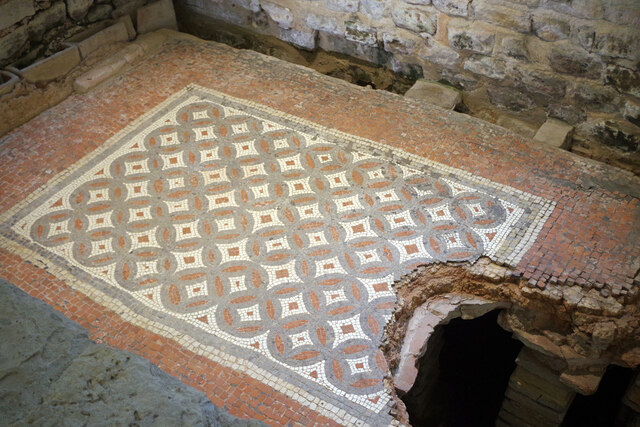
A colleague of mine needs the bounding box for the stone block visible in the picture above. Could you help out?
[592,25,640,61]
[404,79,462,109]
[511,365,575,403]
[515,348,566,382]
[514,67,567,100]
[532,9,570,41]
[67,0,93,21]
[0,25,29,65]
[325,0,359,12]
[17,45,81,83]
[382,30,419,55]
[137,0,178,34]
[592,120,640,152]
[420,44,460,67]
[306,13,342,35]
[361,0,387,19]
[497,34,529,60]
[27,1,67,42]
[432,0,469,17]
[116,14,137,40]
[549,42,601,80]
[502,392,562,427]
[487,85,534,111]
[604,64,640,97]
[533,118,574,149]
[278,27,316,50]
[345,20,378,46]
[547,103,586,125]
[463,56,505,79]
[87,4,113,23]
[569,81,618,113]
[448,20,495,54]
[623,99,640,127]
[261,2,293,29]
[504,387,573,420]
[602,0,640,26]
[559,371,603,395]
[75,22,129,58]
[0,71,19,97]
[0,0,35,31]
[473,0,532,33]
[391,4,438,35]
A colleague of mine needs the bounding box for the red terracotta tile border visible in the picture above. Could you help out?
[0,33,638,426]
[0,247,340,426]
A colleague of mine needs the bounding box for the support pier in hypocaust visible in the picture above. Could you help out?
[382,259,640,426]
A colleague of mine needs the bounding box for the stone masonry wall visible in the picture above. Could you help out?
[0,0,151,68]
[175,0,640,174]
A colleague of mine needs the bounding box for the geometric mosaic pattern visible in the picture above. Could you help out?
[3,85,554,425]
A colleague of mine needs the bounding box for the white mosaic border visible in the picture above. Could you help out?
[0,87,395,427]
[0,84,556,426]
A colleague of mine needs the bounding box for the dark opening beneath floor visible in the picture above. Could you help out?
[562,365,636,427]
[402,310,523,427]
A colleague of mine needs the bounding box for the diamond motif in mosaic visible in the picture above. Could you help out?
[3,85,554,425]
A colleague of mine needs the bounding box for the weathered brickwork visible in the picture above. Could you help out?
[0,32,638,425]
[174,0,640,173]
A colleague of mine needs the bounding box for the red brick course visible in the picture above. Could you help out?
[0,34,638,424]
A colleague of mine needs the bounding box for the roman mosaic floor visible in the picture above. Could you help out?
[1,85,552,424]
[0,33,638,426]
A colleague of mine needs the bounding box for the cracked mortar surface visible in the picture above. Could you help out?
[0,30,638,425]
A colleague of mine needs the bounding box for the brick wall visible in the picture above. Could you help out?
[175,0,640,172]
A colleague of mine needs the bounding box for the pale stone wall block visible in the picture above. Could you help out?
[261,2,294,29]
[360,0,387,20]
[306,13,343,35]
[432,0,469,17]
[345,20,378,45]
[448,20,495,54]
[87,4,114,23]
[497,34,529,60]
[533,118,574,149]
[473,0,532,33]
[463,55,505,79]
[405,79,462,109]
[391,4,438,35]
[67,0,93,21]
[532,9,571,42]
[325,0,359,13]
[549,42,602,79]
[278,27,316,49]
[382,30,419,55]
